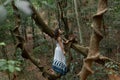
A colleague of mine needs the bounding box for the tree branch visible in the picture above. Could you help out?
[78,0,108,80]
[11,1,120,80]
[12,0,43,71]
[30,1,120,80]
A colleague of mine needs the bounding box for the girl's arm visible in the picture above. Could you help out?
[57,37,65,55]
[64,40,70,44]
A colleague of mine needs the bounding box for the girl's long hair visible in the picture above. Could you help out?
[54,28,60,40]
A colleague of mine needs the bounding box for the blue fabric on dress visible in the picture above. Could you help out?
[52,60,67,75]
[52,42,67,75]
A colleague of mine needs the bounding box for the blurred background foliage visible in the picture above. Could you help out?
[0,0,120,80]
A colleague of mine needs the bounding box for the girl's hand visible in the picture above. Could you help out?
[66,40,69,43]
[64,40,69,44]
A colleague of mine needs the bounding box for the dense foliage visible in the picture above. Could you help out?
[0,0,120,80]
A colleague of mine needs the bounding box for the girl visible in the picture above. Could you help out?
[52,28,67,75]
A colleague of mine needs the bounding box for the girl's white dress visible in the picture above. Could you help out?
[52,42,67,75]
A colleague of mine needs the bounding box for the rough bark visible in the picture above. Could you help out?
[31,0,120,67]
[31,1,120,79]
[11,0,120,80]
[78,0,108,80]
[108,74,120,80]
[31,6,54,38]
[57,0,69,38]
[11,1,43,71]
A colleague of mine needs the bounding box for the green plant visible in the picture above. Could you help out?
[0,42,6,46]
[0,59,21,73]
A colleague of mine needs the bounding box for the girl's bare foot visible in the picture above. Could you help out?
[48,69,56,75]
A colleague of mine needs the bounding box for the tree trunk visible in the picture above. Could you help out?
[12,0,42,71]
[31,0,120,70]
[11,0,120,80]
[74,0,83,44]
[78,0,108,80]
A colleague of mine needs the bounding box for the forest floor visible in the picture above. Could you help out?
[0,54,50,80]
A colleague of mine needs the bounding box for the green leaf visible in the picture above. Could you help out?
[0,42,6,46]
[15,67,21,71]
[0,59,7,67]
[7,60,15,65]
[8,65,15,73]
[108,71,113,75]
